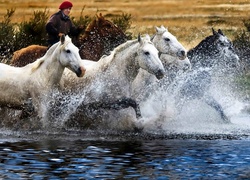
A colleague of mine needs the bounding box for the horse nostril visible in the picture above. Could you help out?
[181,50,186,57]
[156,69,165,79]
[77,66,85,77]
[177,50,187,60]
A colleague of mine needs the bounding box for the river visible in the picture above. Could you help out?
[0,102,250,179]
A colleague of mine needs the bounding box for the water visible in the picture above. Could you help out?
[1,73,250,179]
[1,78,250,179]
[1,99,250,179]
[0,133,250,179]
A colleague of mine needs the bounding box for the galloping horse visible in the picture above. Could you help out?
[56,34,165,131]
[10,13,127,67]
[188,28,239,71]
[132,25,189,102]
[0,35,85,120]
[172,28,240,123]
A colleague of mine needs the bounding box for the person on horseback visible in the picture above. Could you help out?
[45,1,84,47]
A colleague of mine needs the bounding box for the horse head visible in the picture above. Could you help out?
[78,13,127,61]
[212,28,240,69]
[58,35,86,77]
[188,28,239,70]
[96,13,127,54]
[137,34,165,80]
[152,25,187,60]
[96,13,127,42]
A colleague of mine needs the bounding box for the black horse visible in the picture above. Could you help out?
[173,28,239,123]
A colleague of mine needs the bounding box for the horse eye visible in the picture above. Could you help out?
[220,42,225,46]
[66,49,71,53]
[165,38,170,42]
[144,51,150,56]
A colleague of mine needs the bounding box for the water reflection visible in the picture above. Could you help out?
[1,138,250,179]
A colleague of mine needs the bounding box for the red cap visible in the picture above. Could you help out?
[59,1,73,10]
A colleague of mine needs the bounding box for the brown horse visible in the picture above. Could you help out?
[11,45,47,67]
[11,13,127,67]
[76,13,127,60]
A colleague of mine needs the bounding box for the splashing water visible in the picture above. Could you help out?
[0,52,250,139]
[138,58,250,136]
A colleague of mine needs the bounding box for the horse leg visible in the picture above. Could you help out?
[84,97,142,118]
[105,97,142,119]
[20,98,35,119]
[77,97,143,132]
[204,95,230,123]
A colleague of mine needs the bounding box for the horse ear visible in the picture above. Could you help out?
[218,29,224,36]
[60,34,65,44]
[212,28,217,35]
[160,25,167,31]
[155,26,160,33]
[138,33,141,43]
[95,14,100,26]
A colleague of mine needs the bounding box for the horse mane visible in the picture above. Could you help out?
[95,39,138,72]
[84,17,97,33]
[30,42,59,72]
[30,57,46,73]
[188,33,218,58]
[112,39,138,58]
[111,35,153,58]
[83,13,121,38]
[195,34,217,50]
[82,13,104,37]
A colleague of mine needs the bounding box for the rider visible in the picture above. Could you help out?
[45,1,84,47]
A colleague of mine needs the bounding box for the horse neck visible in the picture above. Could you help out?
[188,35,220,66]
[78,31,104,58]
[151,33,162,50]
[111,40,140,82]
[40,46,65,87]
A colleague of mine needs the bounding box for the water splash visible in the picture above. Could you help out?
[138,64,250,136]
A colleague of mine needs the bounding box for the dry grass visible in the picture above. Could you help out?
[1,0,250,49]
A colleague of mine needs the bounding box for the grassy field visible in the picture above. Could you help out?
[1,0,250,48]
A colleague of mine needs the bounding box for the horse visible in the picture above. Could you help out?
[171,28,240,123]
[151,25,186,59]
[51,34,165,131]
[76,13,127,61]
[132,25,189,102]
[0,35,85,123]
[188,28,239,71]
[10,13,127,67]
[11,45,48,67]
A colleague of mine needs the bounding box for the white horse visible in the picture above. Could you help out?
[152,25,186,60]
[0,35,85,120]
[56,34,165,131]
[132,25,190,102]
[129,26,192,130]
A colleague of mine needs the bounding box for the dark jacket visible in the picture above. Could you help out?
[46,11,81,46]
